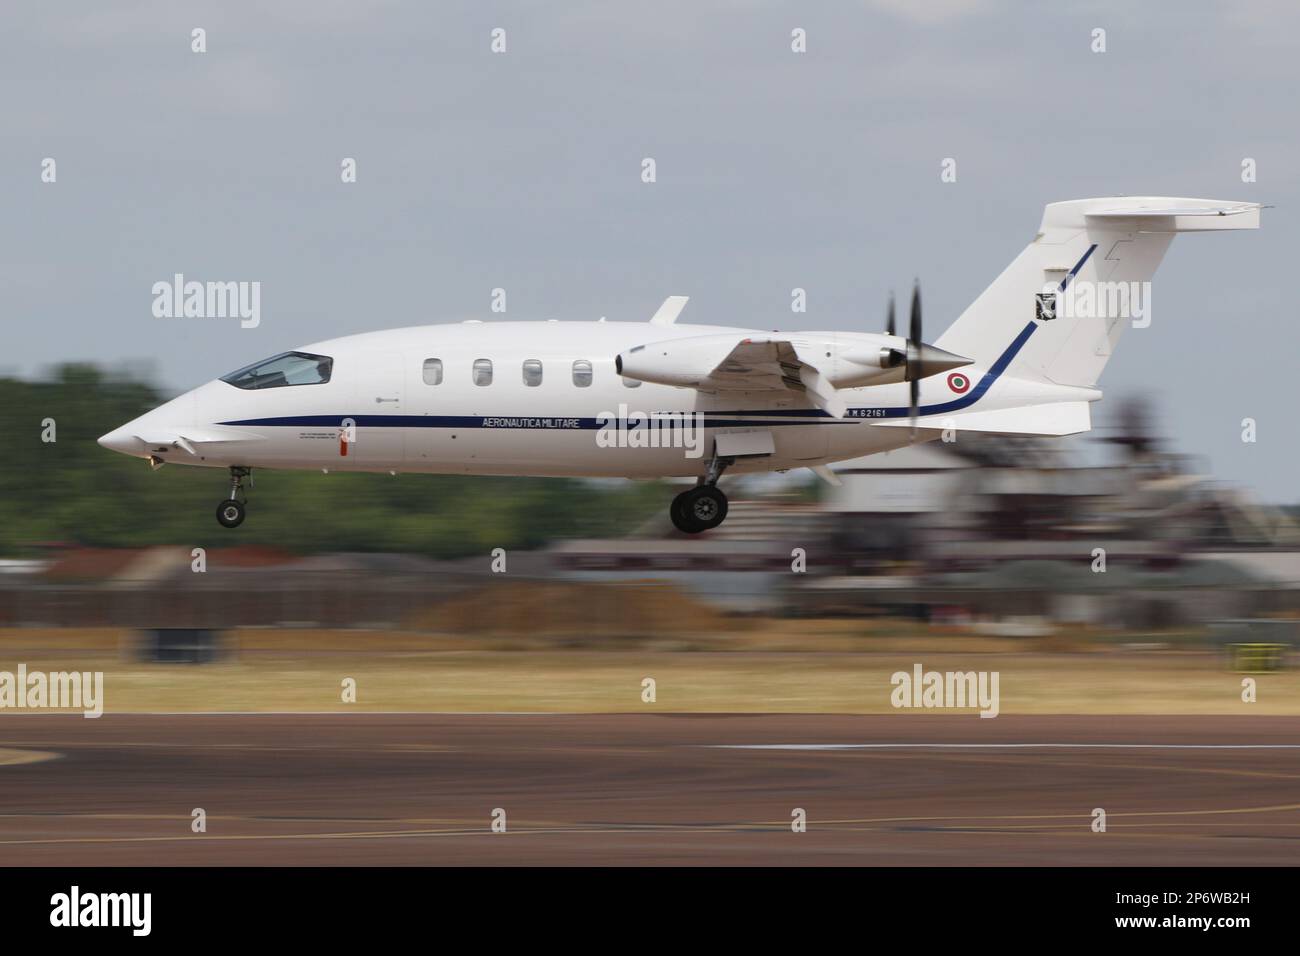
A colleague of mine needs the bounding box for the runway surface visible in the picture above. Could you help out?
[1,714,1299,865]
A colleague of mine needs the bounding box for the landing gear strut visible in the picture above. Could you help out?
[669,453,732,534]
[216,466,251,528]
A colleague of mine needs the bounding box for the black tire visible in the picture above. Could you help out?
[216,499,246,528]
[675,486,728,533]
[669,490,696,533]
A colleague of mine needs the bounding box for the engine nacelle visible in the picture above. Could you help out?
[615,334,746,387]
[614,331,968,391]
[826,336,910,388]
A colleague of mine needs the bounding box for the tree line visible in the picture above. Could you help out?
[4,364,663,557]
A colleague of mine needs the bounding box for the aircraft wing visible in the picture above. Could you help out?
[704,338,846,418]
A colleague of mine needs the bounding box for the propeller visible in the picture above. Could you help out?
[880,283,973,439]
[907,281,922,436]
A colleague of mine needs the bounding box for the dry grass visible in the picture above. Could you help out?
[0,626,1291,715]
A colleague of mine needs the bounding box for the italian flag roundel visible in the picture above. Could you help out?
[947,372,971,394]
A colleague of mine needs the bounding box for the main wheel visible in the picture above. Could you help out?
[669,490,695,533]
[216,499,246,528]
[672,486,728,534]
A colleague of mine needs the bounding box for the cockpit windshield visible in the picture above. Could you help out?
[221,351,333,390]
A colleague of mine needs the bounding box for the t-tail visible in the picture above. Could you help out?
[927,196,1261,436]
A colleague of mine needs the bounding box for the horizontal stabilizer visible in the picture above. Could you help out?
[1078,197,1262,232]
[1087,204,1258,218]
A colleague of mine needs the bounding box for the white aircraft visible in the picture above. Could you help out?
[99,196,1261,533]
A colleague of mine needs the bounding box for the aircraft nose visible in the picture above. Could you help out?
[97,426,141,456]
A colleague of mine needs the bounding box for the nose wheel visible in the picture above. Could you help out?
[216,499,246,528]
[216,467,251,528]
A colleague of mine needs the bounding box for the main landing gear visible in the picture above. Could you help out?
[669,454,731,535]
[216,466,251,528]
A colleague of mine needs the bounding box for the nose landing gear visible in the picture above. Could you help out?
[216,467,251,528]
[669,453,731,534]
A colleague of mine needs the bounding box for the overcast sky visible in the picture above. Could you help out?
[4,1,1297,499]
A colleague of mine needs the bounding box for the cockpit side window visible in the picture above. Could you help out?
[221,351,333,390]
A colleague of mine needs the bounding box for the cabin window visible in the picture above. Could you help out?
[622,376,641,388]
[472,358,493,386]
[572,359,593,388]
[522,359,543,387]
[221,351,332,390]
[422,358,443,386]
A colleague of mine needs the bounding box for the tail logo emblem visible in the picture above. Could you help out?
[1035,292,1058,321]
